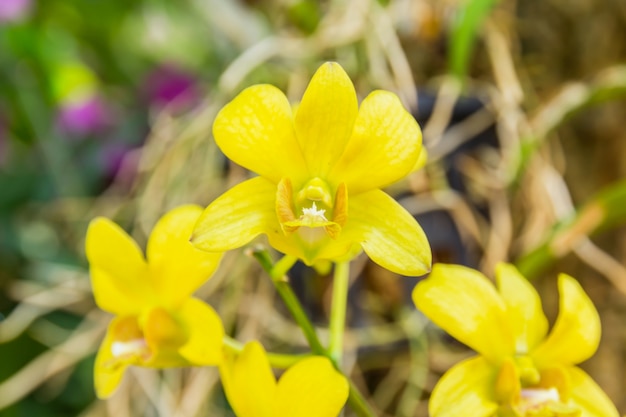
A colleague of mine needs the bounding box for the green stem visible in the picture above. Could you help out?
[271,254,298,281]
[250,248,376,417]
[250,248,325,353]
[348,381,377,417]
[516,178,626,278]
[329,261,350,365]
[513,65,626,184]
[222,335,308,368]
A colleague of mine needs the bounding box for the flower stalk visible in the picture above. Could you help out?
[329,261,350,365]
[250,247,377,417]
[222,335,309,368]
[250,247,325,353]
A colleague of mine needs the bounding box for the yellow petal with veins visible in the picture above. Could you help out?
[329,90,422,194]
[565,366,619,417]
[413,264,515,362]
[221,341,276,417]
[429,356,498,417]
[147,205,222,308]
[295,62,358,177]
[177,297,224,365]
[532,274,601,368]
[86,218,152,315]
[274,356,349,417]
[496,263,549,354]
[345,190,431,276]
[192,177,277,252]
[213,84,307,184]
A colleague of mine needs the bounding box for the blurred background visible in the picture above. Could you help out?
[1,0,626,415]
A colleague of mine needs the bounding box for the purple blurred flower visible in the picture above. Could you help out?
[143,64,200,112]
[57,95,111,138]
[0,0,32,23]
[101,142,129,177]
[100,141,139,187]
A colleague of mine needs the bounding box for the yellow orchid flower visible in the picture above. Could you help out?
[412,263,619,417]
[85,205,224,398]
[191,62,431,276]
[220,341,349,417]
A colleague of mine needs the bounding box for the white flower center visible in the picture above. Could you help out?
[515,337,528,356]
[301,202,328,223]
[519,387,560,410]
[111,339,148,358]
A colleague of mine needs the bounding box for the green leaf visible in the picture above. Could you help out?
[449,0,499,80]
[517,179,626,278]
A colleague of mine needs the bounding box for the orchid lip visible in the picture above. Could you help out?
[111,339,149,358]
[521,387,560,403]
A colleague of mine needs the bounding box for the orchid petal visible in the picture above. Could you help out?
[221,341,276,417]
[329,90,422,194]
[429,356,499,417]
[213,85,306,183]
[177,298,224,365]
[532,274,601,368]
[412,146,428,172]
[496,263,549,354]
[86,218,152,315]
[191,177,277,252]
[413,264,515,362]
[94,317,131,399]
[147,205,222,307]
[274,356,349,417]
[344,190,431,276]
[265,224,356,266]
[565,366,619,417]
[295,62,358,177]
